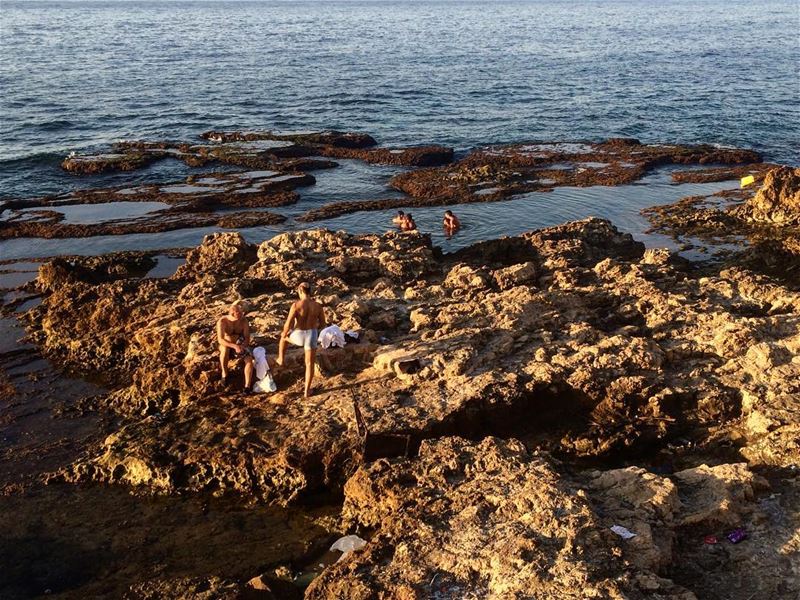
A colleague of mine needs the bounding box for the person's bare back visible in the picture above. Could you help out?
[276,282,326,398]
[292,298,324,330]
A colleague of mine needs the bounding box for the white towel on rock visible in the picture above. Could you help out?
[252,346,277,393]
[319,325,346,349]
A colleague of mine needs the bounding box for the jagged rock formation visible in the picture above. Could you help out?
[16,216,800,597]
[646,166,800,235]
[306,436,792,600]
[22,218,798,503]
[644,166,800,284]
[734,166,800,226]
[310,436,695,599]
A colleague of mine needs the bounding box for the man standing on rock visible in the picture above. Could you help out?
[276,282,326,398]
[216,300,254,390]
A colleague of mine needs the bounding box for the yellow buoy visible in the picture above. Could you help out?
[740,175,755,188]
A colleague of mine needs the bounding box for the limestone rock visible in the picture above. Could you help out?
[307,437,695,600]
[174,232,256,281]
[738,166,800,225]
[24,219,800,507]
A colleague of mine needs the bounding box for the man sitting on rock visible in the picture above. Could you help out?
[276,282,326,398]
[216,300,254,389]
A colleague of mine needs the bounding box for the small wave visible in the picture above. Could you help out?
[32,119,76,132]
[0,150,67,168]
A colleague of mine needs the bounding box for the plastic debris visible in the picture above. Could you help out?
[704,535,718,545]
[726,527,747,544]
[610,525,637,540]
[330,534,367,561]
[740,174,755,187]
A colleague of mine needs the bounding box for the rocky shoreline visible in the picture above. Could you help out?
[2,132,770,244]
[1,139,798,598]
[643,166,800,282]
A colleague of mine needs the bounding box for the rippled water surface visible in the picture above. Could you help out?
[1,0,798,257]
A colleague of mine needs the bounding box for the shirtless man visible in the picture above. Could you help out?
[216,300,255,389]
[392,210,405,226]
[443,210,461,231]
[276,282,326,398]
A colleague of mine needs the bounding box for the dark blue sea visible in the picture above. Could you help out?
[1,0,798,259]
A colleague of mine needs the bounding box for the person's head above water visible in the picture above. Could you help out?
[297,281,313,297]
[445,210,453,217]
[397,210,405,216]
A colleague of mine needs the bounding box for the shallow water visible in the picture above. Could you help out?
[18,200,171,224]
[0,163,738,260]
[306,168,740,254]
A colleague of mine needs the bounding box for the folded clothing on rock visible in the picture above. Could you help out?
[319,325,346,349]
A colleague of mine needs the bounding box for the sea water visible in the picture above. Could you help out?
[1,0,798,257]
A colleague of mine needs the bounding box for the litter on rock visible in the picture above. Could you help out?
[330,534,367,560]
[610,525,637,540]
[703,535,719,545]
[726,527,747,544]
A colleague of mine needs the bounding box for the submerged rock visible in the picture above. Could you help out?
[0,169,308,239]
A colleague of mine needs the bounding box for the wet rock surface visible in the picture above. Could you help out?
[63,137,330,174]
[61,129,453,176]
[61,151,159,174]
[390,139,760,202]
[643,166,800,285]
[200,129,378,149]
[0,168,311,239]
[669,163,778,184]
[315,144,453,167]
[297,139,761,221]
